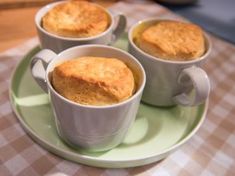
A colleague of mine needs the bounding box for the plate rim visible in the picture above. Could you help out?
[9,46,208,168]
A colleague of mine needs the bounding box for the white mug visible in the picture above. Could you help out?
[30,45,146,151]
[128,19,211,107]
[35,1,127,53]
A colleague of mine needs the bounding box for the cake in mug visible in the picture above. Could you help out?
[52,57,135,106]
[42,1,110,38]
[134,20,205,61]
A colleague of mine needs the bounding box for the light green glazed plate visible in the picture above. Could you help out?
[9,35,208,168]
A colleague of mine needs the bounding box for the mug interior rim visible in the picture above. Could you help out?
[45,45,146,109]
[128,18,212,65]
[35,1,115,41]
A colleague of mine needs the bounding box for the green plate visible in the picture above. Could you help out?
[9,36,208,168]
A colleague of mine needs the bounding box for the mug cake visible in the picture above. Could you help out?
[52,57,135,106]
[133,20,206,61]
[41,1,110,38]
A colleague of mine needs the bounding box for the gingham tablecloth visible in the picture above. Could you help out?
[1,1,235,176]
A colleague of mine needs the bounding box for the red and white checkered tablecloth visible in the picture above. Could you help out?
[1,1,235,176]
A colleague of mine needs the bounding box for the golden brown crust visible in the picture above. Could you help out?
[42,1,110,38]
[52,57,135,106]
[136,20,205,61]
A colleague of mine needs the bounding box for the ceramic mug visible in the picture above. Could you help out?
[128,19,211,107]
[30,45,146,151]
[35,1,127,53]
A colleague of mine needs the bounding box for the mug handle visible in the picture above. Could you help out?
[30,49,57,92]
[173,66,210,106]
[109,10,127,43]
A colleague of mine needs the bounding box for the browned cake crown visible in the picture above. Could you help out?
[52,57,135,106]
[42,1,110,38]
[136,20,205,61]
